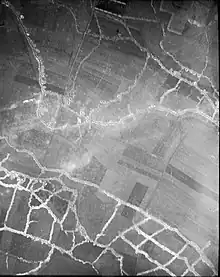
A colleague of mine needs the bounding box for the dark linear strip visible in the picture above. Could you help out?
[95,0,126,16]
[118,159,160,181]
[127,182,148,206]
[45,83,64,95]
[14,75,64,94]
[14,75,40,89]
[123,145,165,172]
[166,164,219,202]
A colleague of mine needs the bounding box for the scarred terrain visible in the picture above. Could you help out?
[0,0,218,275]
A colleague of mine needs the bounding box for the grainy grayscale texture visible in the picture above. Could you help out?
[0,0,218,275]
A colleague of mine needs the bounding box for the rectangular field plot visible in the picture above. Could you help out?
[122,145,165,172]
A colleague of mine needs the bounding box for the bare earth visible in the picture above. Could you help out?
[0,0,219,275]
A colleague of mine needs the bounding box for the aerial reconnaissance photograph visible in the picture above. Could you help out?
[0,0,218,275]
